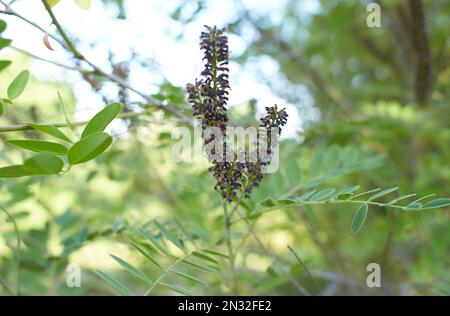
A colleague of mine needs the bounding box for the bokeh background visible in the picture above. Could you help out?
[0,0,449,295]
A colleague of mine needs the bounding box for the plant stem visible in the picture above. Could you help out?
[223,202,237,294]
[0,206,21,296]
[232,199,407,225]
[0,109,151,133]
[0,1,194,127]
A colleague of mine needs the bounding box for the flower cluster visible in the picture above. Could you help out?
[187,26,288,202]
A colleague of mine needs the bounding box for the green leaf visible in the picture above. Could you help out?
[422,198,450,209]
[0,165,30,178]
[386,194,416,205]
[169,269,206,285]
[295,190,317,202]
[351,204,368,234]
[94,270,135,296]
[127,239,163,270]
[310,188,336,201]
[159,282,191,296]
[0,38,11,50]
[0,20,6,33]
[57,92,76,134]
[260,198,276,207]
[202,249,229,259]
[7,70,30,100]
[368,187,399,201]
[24,154,64,175]
[81,102,123,138]
[172,218,196,248]
[29,124,72,143]
[181,259,218,272]
[110,254,152,283]
[0,60,11,72]
[277,199,296,205]
[403,203,422,211]
[7,140,68,155]
[137,228,172,257]
[0,99,3,116]
[333,185,360,200]
[192,251,219,264]
[68,132,112,165]
[154,220,185,251]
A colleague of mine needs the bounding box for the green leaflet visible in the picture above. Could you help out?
[110,255,152,283]
[29,124,73,143]
[7,70,30,100]
[68,132,112,165]
[351,204,368,234]
[81,102,123,138]
[23,154,64,175]
[94,270,135,296]
[7,140,68,156]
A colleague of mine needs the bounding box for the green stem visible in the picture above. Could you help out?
[0,206,21,296]
[223,202,237,294]
[41,0,82,58]
[0,109,152,133]
[232,199,406,225]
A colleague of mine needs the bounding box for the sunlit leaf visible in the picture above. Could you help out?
[7,140,68,156]
[0,20,6,33]
[81,102,123,138]
[95,270,135,296]
[68,132,112,165]
[181,259,218,272]
[137,228,172,257]
[110,255,152,283]
[8,70,30,100]
[29,124,72,143]
[159,282,191,296]
[169,269,206,285]
[310,188,336,201]
[0,165,29,178]
[127,239,163,270]
[24,154,64,175]
[0,38,11,50]
[192,251,219,264]
[154,220,185,251]
[0,60,11,72]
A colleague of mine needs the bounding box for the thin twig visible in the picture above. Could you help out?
[232,199,406,225]
[235,208,311,296]
[287,245,321,292]
[0,1,194,127]
[0,109,152,133]
[11,46,92,73]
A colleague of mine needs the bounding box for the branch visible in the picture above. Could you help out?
[0,109,150,133]
[0,1,194,127]
[408,0,434,106]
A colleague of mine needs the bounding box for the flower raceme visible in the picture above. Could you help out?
[186,26,288,202]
